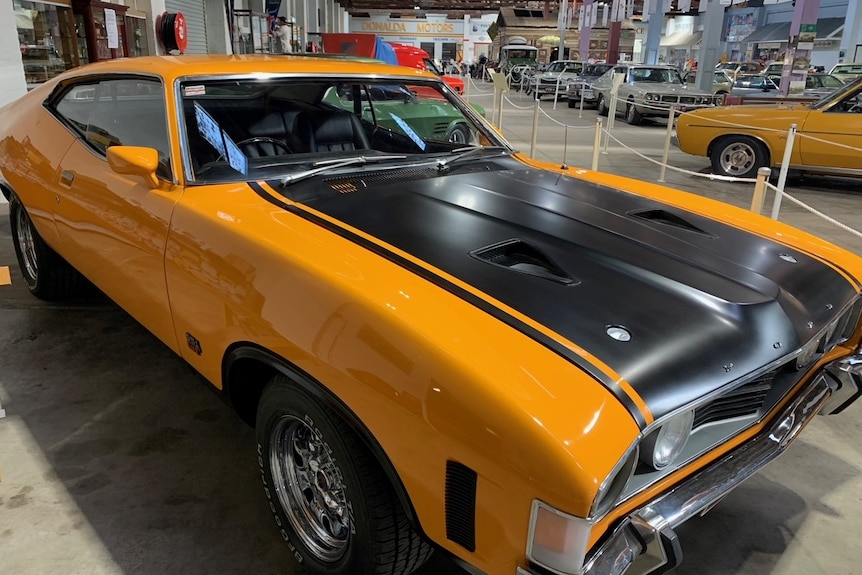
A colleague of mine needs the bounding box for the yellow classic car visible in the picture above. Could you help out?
[2,56,862,575]
[676,77,862,178]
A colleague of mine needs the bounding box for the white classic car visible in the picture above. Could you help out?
[592,64,717,125]
[526,60,586,99]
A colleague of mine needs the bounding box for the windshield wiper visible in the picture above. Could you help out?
[437,146,512,173]
[280,155,407,187]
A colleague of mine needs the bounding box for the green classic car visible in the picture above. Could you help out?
[323,83,484,144]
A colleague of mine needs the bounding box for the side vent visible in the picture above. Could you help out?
[471,239,578,285]
[445,460,477,552]
[629,209,712,236]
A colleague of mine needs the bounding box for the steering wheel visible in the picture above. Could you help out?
[218,136,292,161]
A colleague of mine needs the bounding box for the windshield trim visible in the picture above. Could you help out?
[173,72,511,185]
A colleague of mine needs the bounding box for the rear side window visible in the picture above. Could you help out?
[52,77,172,180]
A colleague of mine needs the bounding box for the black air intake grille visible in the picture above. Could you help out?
[445,460,477,552]
[693,370,777,428]
[324,168,437,193]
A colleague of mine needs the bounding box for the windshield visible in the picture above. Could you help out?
[548,62,582,74]
[585,64,612,76]
[179,76,507,183]
[810,77,862,110]
[630,68,682,84]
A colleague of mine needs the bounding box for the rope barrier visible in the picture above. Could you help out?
[536,104,599,129]
[502,95,535,110]
[764,182,862,238]
[601,127,758,183]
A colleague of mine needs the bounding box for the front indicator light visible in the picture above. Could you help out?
[640,410,694,470]
[527,501,592,574]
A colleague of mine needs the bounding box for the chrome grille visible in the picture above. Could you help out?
[693,370,777,428]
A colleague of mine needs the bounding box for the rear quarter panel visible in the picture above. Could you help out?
[0,81,77,249]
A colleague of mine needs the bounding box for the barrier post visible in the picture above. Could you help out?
[553,77,561,110]
[603,93,616,154]
[657,105,676,183]
[770,124,797,220]
[592,118,602,171]
[530,99,540,158]
[578,82,585,119]
[750,167,772,213]
[497,91,504,131]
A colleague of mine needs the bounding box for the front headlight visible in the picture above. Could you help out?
[797,336,820,369]
[639,409,694,470]
[527,501,592,575]
[645,93,658,101]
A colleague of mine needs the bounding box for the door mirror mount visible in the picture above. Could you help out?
[107,146,160,188]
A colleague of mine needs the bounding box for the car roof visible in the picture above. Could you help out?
[49,54,435,84]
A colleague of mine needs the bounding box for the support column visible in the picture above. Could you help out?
[607,20,621,64]
[579,0,593,61]
[779,0,821,95]
[301,0,309,51]
[643,0,663,65]
[839,0,861,62]
[695,0,723,92]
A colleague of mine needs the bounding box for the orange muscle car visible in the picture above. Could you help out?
[2,56,861,575]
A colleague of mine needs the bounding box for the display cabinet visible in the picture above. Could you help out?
[72,0,128,62]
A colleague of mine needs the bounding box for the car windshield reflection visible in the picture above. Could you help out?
[179,76,503,184]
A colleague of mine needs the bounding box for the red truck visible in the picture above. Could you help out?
[321,33,465,94]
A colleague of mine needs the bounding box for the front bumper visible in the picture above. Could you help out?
[517,349,861,575]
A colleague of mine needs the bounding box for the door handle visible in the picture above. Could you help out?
[60,170,74,186]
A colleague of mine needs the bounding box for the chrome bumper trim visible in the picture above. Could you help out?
[822,350,862,414]
[517,371,840,575]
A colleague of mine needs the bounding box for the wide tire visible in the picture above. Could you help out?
[256,377,432,575]
[9,193,86,300]
[597,94,609,116]
[446,124,471,145]
[567,98,577,108]
[625,100,642,125]
[710,135,769,179]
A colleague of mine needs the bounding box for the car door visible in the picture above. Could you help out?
[798,88,862,171]
[50,76,182,352]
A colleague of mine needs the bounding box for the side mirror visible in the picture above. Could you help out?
[107,146,160,188]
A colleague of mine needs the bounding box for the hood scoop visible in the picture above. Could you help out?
[629,209,713,236]
[471,239,579,286]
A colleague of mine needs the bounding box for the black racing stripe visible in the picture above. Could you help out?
[248,181,649,429]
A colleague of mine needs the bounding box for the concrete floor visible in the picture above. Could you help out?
[1,94,862,575]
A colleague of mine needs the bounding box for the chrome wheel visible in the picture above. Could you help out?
[270,415,351,562]
[717,140,758,176]
[14,205,38,283]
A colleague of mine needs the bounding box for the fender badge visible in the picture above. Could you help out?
[779,253,798,263]
[606,326,631,342]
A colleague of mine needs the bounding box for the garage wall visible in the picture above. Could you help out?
[166,0,208,54]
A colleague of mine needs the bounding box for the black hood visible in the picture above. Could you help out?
[255,158,859,425]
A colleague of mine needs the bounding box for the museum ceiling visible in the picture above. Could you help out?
[341,0,708,18]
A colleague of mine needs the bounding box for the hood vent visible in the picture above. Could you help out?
[471,239,578,285]
[325,167,437,193]
[630,209,712,236]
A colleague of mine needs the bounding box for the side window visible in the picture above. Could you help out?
[53,77,172,180]
[54,84,98,133]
